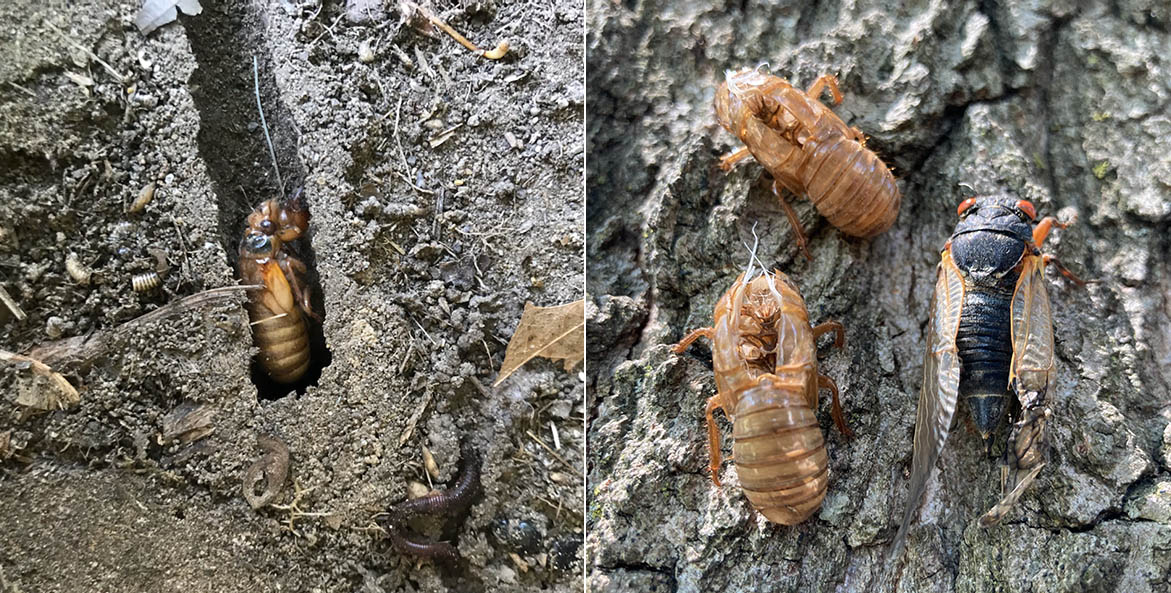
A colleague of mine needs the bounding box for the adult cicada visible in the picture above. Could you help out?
[891,194,1081,558]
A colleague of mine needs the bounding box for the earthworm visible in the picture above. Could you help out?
[381,443,482,561]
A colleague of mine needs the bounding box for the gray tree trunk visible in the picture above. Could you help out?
[586,1,1171,591]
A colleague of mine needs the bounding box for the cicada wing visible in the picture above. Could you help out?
[890,249,964,560]
[261,260,296,315]
[981,254,1056,525]
[1008,255,1056,396]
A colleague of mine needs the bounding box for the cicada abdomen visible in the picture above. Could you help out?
[674,270,851,524]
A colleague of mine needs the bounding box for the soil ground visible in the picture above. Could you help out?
[0,1,584,592]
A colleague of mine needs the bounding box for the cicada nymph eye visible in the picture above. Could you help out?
[244,232,272,255]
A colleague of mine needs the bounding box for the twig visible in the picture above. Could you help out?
[391,96,435,195]
[398,389,434,446]
[404,1,509,59]
[0,285,26,321]
[525,430,573,471]
[0,350,80,410]
[408,314,436,346]
[45,22,127,82]
[5,80,37,98]
[308,13,345,48]
[252,56,284,195]
[468,375,492,398]
[27,285,262,369]
[250,313,288,326]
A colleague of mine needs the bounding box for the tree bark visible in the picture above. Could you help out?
[586,1,1171,591]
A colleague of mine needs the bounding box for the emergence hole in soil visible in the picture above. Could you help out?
[181,2,332,398]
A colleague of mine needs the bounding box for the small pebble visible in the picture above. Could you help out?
[407,481,431,500]
[422,445,440,479]
[358,39,375,63]
[45,316,66,339]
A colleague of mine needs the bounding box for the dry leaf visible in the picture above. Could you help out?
[160,401,215,445]
[136,0,203,35]
[494,300,584,386]
[242,434,290,510]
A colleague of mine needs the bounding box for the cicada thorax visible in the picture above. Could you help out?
[712,273,829,525]
[715,78,808,193]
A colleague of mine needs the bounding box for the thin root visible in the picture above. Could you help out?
[407,1,509,60]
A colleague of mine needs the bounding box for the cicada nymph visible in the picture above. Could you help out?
[674,270,852,524]
[238,192,317,384]
[714,67,901,259]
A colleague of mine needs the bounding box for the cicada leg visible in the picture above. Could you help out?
[673,327,714,354]
[1032,215,1070,247]
[772,181,813,261]
[279,254,319,320]
[1032,216,1088,285]
[817,374,853,438]
[981,385,1051,526]
[806,74,843,105]
[1042,254,1087,286]
[705,395,725,486]
[719,146,753,172]
[811,321,845,348]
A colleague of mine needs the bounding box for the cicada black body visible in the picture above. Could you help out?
[891,194,1080,558]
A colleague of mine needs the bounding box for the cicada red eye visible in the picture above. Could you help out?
[957,197,977,216]
[1016,200,1036,220]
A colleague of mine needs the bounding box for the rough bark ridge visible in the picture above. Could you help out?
[586,1,1171,591]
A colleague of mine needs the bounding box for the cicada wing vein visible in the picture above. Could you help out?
[1008,255,1056,396]
[890,249,964,559]
[982,254,1057,525]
